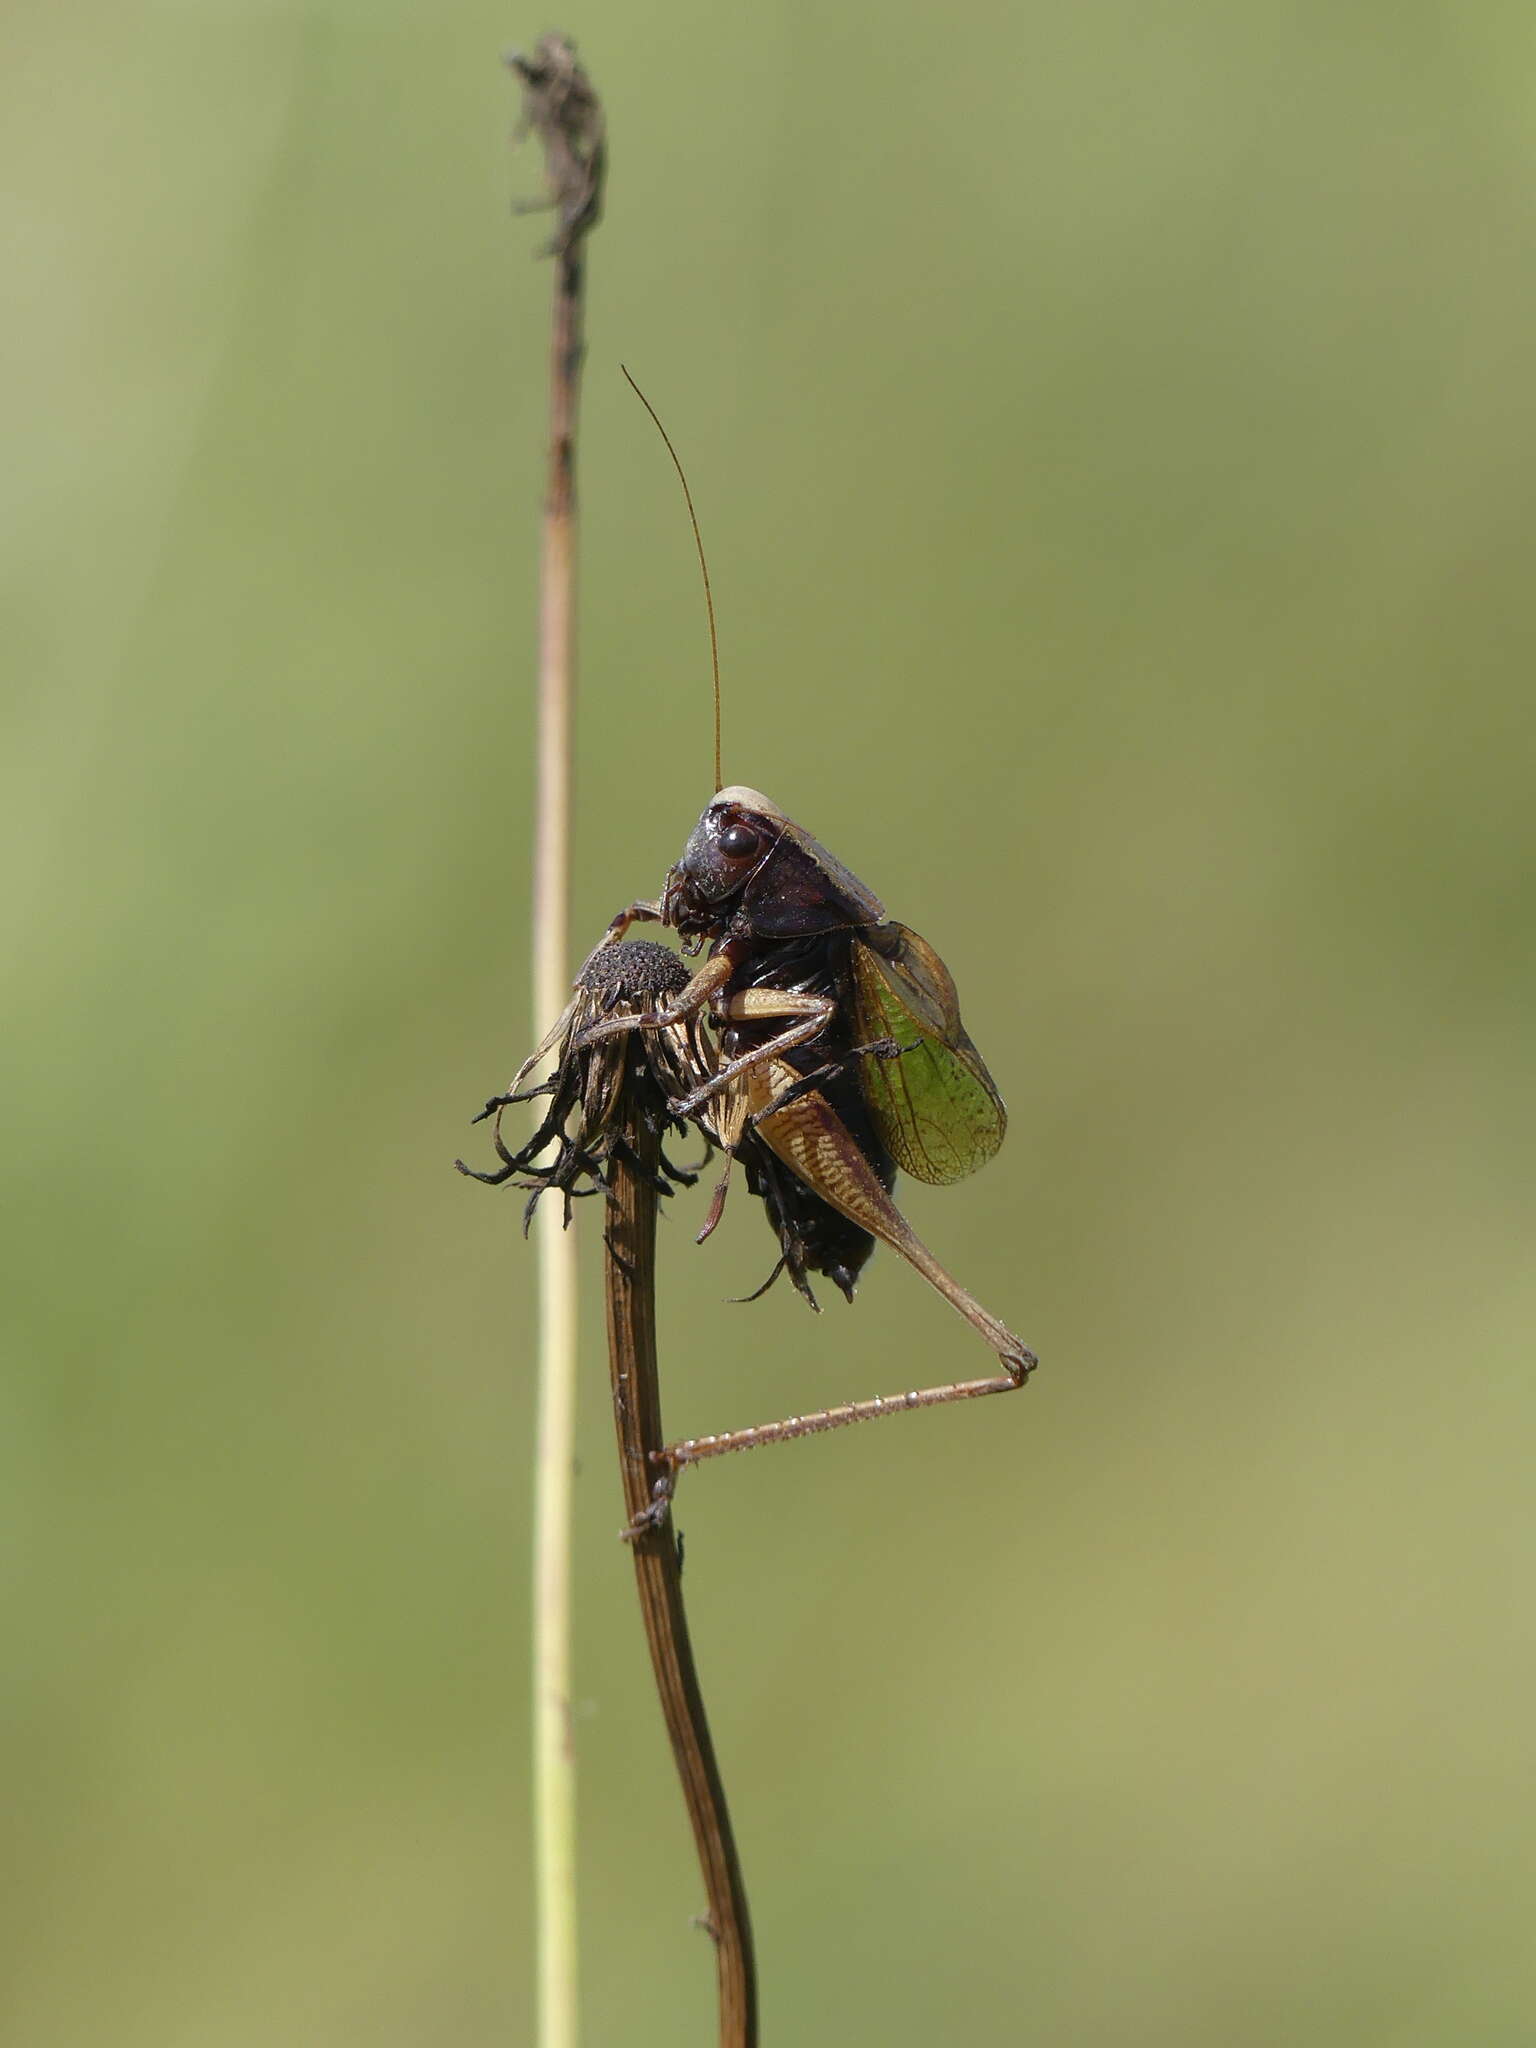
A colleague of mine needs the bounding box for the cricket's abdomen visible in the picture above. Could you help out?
[718,931,898,1198]
[718,929,896,1293]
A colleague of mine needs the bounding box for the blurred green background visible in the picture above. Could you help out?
[6,2,1535,2041]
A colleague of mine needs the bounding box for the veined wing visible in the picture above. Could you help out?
[850,922,1007,1185]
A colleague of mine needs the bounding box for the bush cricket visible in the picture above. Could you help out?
[461,373,1034,1515]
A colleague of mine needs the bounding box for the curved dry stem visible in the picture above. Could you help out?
[604,1119,758,2046]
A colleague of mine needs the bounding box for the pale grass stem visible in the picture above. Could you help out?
[507,37,605,2048]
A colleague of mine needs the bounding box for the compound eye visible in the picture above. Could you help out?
[717,822,761,860]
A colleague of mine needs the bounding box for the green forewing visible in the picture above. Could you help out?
[851,923,1007,1185]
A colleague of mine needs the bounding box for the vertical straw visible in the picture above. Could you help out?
[506,38,605,2048]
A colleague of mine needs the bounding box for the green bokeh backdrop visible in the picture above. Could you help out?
[7,4,1535,2042]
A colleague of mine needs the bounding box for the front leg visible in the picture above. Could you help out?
[569,899,665,987]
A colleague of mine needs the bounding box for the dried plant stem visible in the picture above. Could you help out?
[529,319,579,2048]
[529,1213,578,2048]
[511,36,606,2048]
[603,1119,758,2047]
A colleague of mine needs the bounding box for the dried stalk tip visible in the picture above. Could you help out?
[506,33,607,256]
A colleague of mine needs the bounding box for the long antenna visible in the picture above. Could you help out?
[621,365,722,792]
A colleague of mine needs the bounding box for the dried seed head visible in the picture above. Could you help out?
[457,940,715,1226]
[576,939,688,1002]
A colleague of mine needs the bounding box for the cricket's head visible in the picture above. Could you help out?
[663,785,885,939]
[663,787,784,934]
